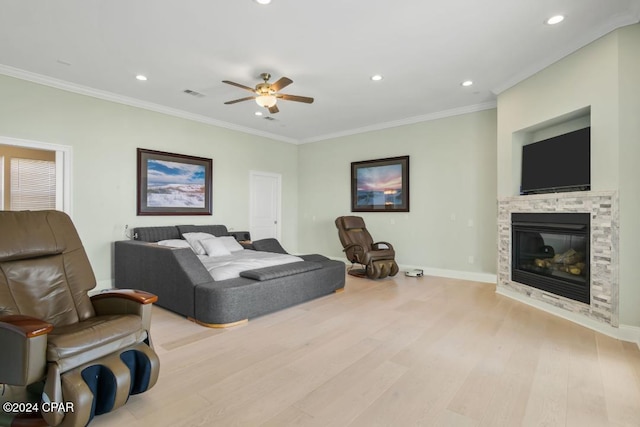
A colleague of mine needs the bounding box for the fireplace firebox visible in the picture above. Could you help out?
[511,213,590,304]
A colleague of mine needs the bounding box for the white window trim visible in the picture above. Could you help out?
[0,136,73,216]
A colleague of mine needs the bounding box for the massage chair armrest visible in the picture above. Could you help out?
[342,243,366,264]
[343,243,365,253]
[91,289,158,332]
[372,241,394,251]
[0,314,53,386]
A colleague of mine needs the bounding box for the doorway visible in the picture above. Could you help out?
[0,136,72,215]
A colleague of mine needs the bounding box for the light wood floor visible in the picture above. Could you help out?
[91,273,640,427]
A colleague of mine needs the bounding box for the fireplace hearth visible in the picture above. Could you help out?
[512,212,590,304]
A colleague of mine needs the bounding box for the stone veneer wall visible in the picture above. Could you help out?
[497,191,619,326]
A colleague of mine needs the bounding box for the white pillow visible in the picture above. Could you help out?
[182,232,215,255]
[219,236,244,252]
[200,238,232,257]
[157,239,192,250]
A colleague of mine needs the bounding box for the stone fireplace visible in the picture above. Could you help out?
[497,191,618,326]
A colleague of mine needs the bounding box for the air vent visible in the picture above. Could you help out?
[183,89,205,98]
[264,116,276,121]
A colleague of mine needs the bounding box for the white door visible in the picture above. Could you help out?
[249,171,281,241]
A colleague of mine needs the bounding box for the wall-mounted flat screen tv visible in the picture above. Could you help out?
[521,127,590,195]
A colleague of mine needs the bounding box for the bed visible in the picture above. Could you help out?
[114,224,346,327]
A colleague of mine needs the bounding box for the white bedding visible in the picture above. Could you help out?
[198,250,304,281]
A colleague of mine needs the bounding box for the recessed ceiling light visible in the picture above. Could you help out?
[546,15,565,25]
[461,80,473,87]
[254,0,271,4]
[135,75,148,81]
[255,111,263,116]
[371,74,383,81]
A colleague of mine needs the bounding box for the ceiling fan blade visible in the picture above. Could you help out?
[268,105,279,114]
[277,94,314,104]
[270,77,293,92]
[224,96,256,105]
[222,80,256,93]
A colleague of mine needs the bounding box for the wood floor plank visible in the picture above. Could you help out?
[87,273,640,427]
[596,333,640,426]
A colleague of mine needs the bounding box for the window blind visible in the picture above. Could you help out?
[10,157,56,211]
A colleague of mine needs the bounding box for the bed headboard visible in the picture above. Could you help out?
[133,225,229,242]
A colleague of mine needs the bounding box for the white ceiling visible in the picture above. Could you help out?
[1,0,639,143]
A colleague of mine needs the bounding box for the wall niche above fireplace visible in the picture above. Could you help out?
[520,127,590,195]
[510,107,591,197]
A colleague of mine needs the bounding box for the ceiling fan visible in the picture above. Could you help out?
[223,73,314,114]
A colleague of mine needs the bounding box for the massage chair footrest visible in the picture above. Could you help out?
[49,342,159,427]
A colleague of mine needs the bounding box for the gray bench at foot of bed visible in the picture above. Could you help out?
[193,255,345,326]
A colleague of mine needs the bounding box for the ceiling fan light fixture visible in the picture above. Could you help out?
[256,95,277,108]
[254,0,272,5]
[371,74,383,81]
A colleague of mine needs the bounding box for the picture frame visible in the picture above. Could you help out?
[351,155,409,212]
[137,148,212,216]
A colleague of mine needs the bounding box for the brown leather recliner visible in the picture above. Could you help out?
[0,210,160,427]
[335,216,399,279]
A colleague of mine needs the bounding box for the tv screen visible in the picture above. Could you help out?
[521,127,590,195]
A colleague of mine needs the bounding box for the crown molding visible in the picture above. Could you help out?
[492,14,640,95]
[1,64,497,145]
[0,64,298,144]
[298,101,498,144]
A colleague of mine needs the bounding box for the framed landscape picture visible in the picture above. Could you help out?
[137,148,212,216]
[351,156,409,212]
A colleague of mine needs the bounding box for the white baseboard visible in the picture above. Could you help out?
[402,264,497,284]
[497,287,640,347]
[329,257,497,284]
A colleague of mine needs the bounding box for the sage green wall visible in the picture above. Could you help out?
[617,24,640,328]
[297,109,498,277]
[0,74,299,289]
[497,24,640,327]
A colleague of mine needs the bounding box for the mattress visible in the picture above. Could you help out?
[197,250,304,281]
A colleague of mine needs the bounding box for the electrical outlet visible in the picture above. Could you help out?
[467,219,474,227]
[450,213,456,221]
[468,255,475,264]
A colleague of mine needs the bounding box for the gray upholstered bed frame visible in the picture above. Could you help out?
[114,225,345,327]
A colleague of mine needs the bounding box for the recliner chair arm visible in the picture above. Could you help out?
[343,243,365,253]
[91,289,158,332]
[0,314,53,386]
[91,289,158,305]
[0,314,53,338]
[372,241,394,251]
